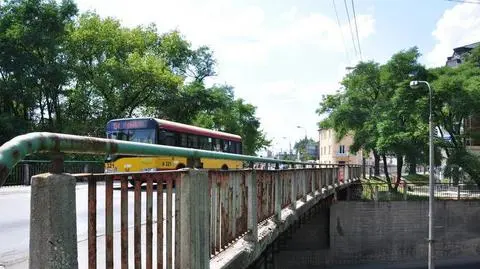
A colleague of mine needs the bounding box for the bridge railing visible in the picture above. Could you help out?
[354,181,480,201]
[0,132,362,269]
[3,160,103,186]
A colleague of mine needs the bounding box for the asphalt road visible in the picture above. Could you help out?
[0,182,174,268]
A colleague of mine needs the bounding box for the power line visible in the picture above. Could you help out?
[343,0,358,58]
[445,0,480,4]
[332,0,350,63]
[351,0,363,60]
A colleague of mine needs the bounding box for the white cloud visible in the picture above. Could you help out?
[75,0,375,155]
[426,3,480,67]
[246,80,341,153]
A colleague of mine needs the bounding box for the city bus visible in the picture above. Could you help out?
[104,118,243,175]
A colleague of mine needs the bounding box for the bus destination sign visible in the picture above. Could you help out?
[110,119,150,130]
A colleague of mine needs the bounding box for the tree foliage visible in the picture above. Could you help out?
[318,45,480,187]
[0,0,270,156]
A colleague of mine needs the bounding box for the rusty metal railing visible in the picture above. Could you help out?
[0,132,363,268]
[77,171,182,269]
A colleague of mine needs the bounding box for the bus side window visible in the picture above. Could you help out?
[180,134,188,148]
[237,142,242,154]
[199,136,210,150]
[165,132,176,146]
[229,141,235,153]
[206,137,213,150]
[188,135,198,148]
[214,139,221,152]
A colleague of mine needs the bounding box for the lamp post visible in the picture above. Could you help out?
[410,80,434,269]
[296,126,307,160]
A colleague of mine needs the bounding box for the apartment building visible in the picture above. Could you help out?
[318,128,367,165]
[445,42,480,154]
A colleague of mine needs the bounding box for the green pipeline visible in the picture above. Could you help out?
[0,132,318,187]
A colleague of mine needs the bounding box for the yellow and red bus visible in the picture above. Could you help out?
[104,118,243,174]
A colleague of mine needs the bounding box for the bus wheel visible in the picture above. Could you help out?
[176,164,186,170]
[221,165,229,170]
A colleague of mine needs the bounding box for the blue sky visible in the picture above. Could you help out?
[75,0,480,155]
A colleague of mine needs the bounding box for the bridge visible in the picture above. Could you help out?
[1,133,480,269]
[0,132,361,269]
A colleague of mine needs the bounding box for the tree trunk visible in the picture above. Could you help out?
[373,150,380,176]
[406,152,417,175]
[382,154,393,192]
[394,154,404,191]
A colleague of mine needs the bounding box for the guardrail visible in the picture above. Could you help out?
[356,181,480,201]
[0,132,316,187]
[0,132,362,269]
[3,160,104,186]
[76,166,360,268]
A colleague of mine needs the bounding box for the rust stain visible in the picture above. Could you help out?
[12,149,20,161]
[88,176,97,269]
[53,135,61,152]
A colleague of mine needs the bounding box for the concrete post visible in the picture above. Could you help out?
[301,170,307,201]
[345,165,349,182]
[83,163,89,174]
[274,171,282,223]
[346,186,351,201]
[179,169,210,269]
[457,184,461,200]
[245,169,258,242]
[30,173,78,269]
[374,186,379,201]
[23,164,30,185]
[290,170,297,211]
[404,182,408,201]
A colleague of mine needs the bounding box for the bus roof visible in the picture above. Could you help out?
[155,119,242,142]
[107,118,242,142]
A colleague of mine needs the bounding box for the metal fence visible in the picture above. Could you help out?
[74,166,361,268]
[3,160,104,186]
[354,182,480,201]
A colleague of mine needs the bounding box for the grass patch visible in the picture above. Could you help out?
[404,174,429,183]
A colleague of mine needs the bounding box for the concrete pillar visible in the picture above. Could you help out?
[301,170,307,201]
[179,169,210,269]
[290,170,297,211]
[345,165,350,182]
[30,173,78,269]
[404,182,408,201]
[83,163,89,174]
[274,171,282,223]
[23,164,30,185]
[457,184,461,200]
[245,169,258,242]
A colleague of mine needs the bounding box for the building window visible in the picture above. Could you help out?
[328,146,331,154]
[339,145,345,154]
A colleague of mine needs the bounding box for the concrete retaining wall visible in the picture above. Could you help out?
[329,201,480,265]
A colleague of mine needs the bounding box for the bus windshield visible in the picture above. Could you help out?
[107,128,156,144]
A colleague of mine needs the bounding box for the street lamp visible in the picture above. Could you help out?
[296,126,307,139]
[296,126,309,161]
[410,80,435,269]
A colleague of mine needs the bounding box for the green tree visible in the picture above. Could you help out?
[193,84,270,155]
[318,47,430,191]
[429,46,480,185]
[293,138,316,161]
[0,0,78,141]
